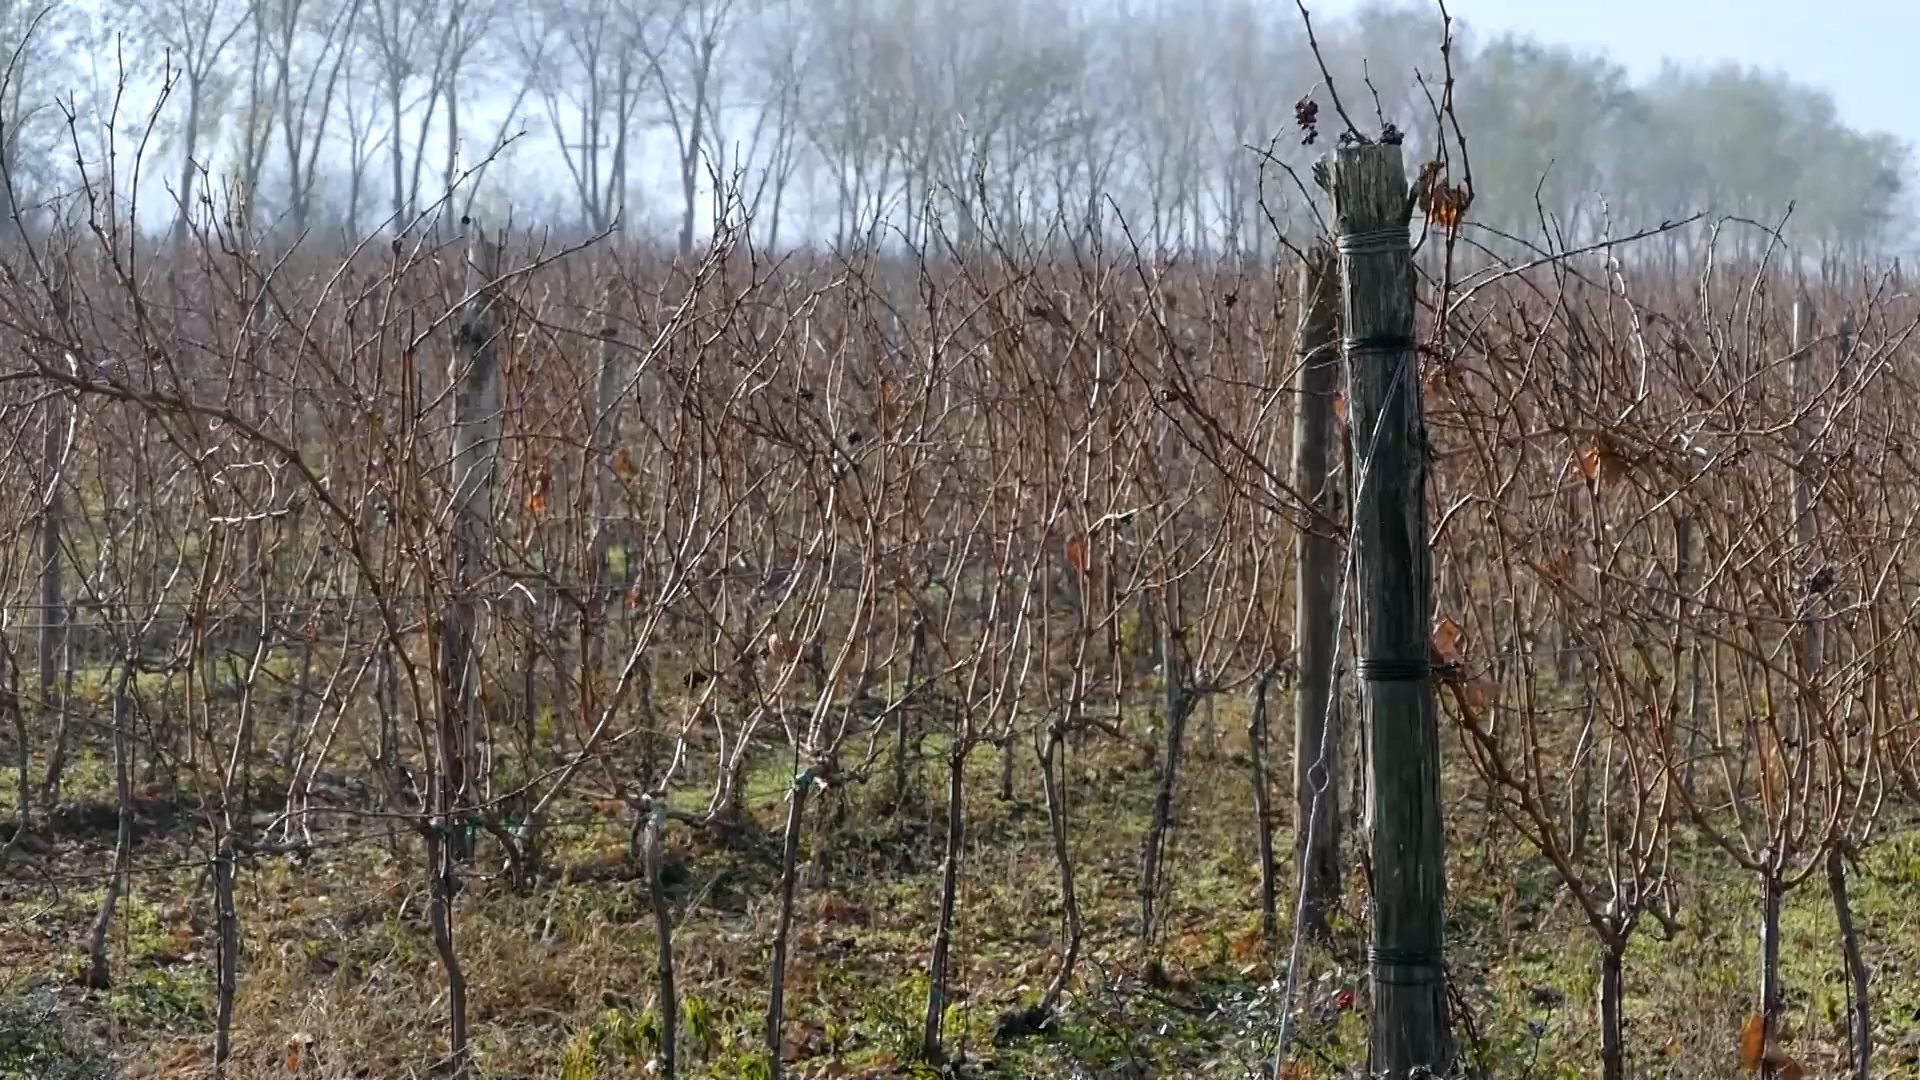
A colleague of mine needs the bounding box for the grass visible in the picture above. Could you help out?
[3,686,1920,1079]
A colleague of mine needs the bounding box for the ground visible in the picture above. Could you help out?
[3,692,1918,1079]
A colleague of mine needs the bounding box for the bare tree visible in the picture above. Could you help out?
[357,0,495,229]
[131,0,252,241]
[642,0,737,256]
[262,0,362,232]
[512,0,647,232]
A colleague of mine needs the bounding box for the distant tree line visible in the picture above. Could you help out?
[0,0,1904,257]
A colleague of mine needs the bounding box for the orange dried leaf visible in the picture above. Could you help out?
[1577,440,1628,484]
[1576,443,1603,481]
[1739,1013,1765,1072]
[1331,393,1346,422]
[1462,675,1498,710]
[611,445,637,477]
[156,1040,203,1079]
[1416,161,1469,232]
[768,631,801,664]
[1277,1058,1313,1079]
[1432,617,1465,665]
[815,891,863,924]
[1065,535,1091,574]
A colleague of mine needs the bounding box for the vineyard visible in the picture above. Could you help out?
[4,124,1920,1080]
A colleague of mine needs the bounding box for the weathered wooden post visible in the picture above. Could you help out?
[1331,141,1453,1079]
[1291,242,1343,939]
[35,396,66,804]
[426,216,499,1080]
[1824,311,1871,1080]
[38,277,73,807]
[1790,294,1820,678]
[441,216,504,861]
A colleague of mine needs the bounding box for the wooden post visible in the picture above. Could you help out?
[35,407,66,803]
[1790,296,1819,674]
[589,277,625,617]
[441,217,503,862]
[1676,514,1701,801]
[1331,142,1453,1079]
[423,217,498,1080]
[37,273,73,806]
[1823,309,1872,1080]
[1248,671,1279,941]
[1762,293,1810,1079]
[1291,242,1342,939]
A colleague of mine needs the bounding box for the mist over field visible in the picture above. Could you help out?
[0,0,1906,255]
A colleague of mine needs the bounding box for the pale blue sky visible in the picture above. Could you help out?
[1316,0,1917,150]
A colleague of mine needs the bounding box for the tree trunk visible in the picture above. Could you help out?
[85,663,136,990]
[175,83,203,245]
[2,648,28,848]
[892,616,926,813]
[213,840,239,1074]
[1829,845,1871,1080]
[920,745,966,1061]
[1598,937,1624,1080]
[644,800,677,1079]
[1138,672,1193,956]
[1036,722,1080,1013]
[1331,142,1453,1079]
[998,731,1015,801]
[388,80,406,227]
[766,771,810,1080]
[427,824,469,1078]
[1758,870,1783,1080]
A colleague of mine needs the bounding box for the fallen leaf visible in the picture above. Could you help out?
[814,891,867,925]
[287,1031,315,1074]
[1739,1013,1765,1072]
[155,1040,203,1079]
[780,1019,827,1061]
